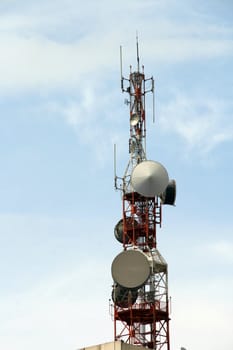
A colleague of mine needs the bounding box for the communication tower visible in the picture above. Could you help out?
[110,39,176,350]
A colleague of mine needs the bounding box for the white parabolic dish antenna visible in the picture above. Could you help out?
[130,113,140,126]
[131,160,169,197]
[111,249,150,289]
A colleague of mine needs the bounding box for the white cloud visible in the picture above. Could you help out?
[46,83,128,166]
[0,0,232,94]
[0,34,115,92]
[159,94,233,155]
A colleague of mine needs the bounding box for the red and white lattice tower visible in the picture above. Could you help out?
[110,40,176,350]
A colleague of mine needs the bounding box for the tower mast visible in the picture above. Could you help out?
[111,40,176,350]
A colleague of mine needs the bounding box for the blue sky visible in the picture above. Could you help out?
[0,0,232,349]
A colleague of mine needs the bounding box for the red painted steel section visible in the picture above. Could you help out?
[112,44,170,350]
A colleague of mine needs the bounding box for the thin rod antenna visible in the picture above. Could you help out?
[136,33,140,71]
[120,46,123,91]
[153,82,155,123]
[114,143,117,189]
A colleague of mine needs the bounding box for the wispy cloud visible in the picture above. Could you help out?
[0,0,232,93]
[46,84,128,166]
[159,94,233,155]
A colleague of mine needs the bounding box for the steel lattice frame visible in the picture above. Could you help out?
[112,41,170,350]
[112,192,170,350]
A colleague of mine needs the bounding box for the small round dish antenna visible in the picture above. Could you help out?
[160,179,176,205]
[114,218,138,244]
[112,284,138,308]
[111,249,150,289]
[131,160,169,197]
[130,113,140,126]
